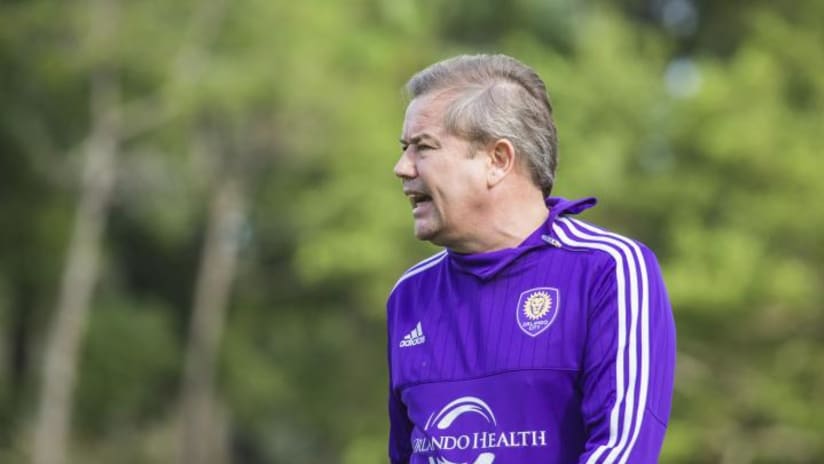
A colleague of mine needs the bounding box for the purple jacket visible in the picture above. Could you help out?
[387,197,676,464]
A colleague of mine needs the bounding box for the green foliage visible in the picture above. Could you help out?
[0,0,822,462]
[75,299,179,435]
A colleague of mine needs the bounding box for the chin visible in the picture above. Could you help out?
[413,228,436,242]
[413,222,441,243]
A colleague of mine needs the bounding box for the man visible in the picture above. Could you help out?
[387,54,676,464]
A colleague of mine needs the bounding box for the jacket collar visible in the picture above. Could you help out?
[446,196,597,280]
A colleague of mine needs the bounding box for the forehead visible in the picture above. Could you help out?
[402,91,454,138]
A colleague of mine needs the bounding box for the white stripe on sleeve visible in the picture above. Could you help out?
[553,218,649,464]
[566,218,651,464]
[391,251,448,293]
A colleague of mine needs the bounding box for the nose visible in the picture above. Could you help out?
[394,149,416,179]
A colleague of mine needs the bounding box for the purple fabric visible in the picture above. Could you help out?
[387,197,676,464]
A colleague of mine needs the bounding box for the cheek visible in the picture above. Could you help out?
[438,170,485,211]
[426,156,485,205]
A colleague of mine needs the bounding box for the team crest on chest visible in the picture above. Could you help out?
[516,287,560,337]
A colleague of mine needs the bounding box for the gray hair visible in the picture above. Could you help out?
[406,54,559,196]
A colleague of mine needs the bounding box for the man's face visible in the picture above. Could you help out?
[395,92,488,249]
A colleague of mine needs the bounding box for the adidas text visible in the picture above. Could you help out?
[400,336,426,347]
[400,322,426,348]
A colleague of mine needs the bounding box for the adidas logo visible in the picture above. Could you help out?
[399,321,426,348]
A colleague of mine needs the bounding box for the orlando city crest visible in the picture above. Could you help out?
[516,287,560,337]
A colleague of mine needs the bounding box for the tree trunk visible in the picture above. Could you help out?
[31,68,120,464]
[179,137,246,464]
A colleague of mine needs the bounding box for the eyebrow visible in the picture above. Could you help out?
[399,133,439,146]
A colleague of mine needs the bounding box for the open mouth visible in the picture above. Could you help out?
[406,192,432,210]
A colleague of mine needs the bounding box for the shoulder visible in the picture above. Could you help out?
[550,216,666,306]
[551,217,660,276]
[552,216,654,256]
[388,249,448,297]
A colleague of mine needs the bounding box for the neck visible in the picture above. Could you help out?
[450,187,549,254]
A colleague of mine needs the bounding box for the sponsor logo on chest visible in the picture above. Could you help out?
[412,396,548,463]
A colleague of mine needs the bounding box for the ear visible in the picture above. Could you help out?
[486,139,516,188]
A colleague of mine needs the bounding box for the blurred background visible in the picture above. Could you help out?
[1,0,822,462]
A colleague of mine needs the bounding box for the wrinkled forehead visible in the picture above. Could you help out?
[401,90,457,138]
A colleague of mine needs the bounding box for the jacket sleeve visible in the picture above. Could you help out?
[578,244,676,464]
[387,300,413,464]
[388,384,412,464]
